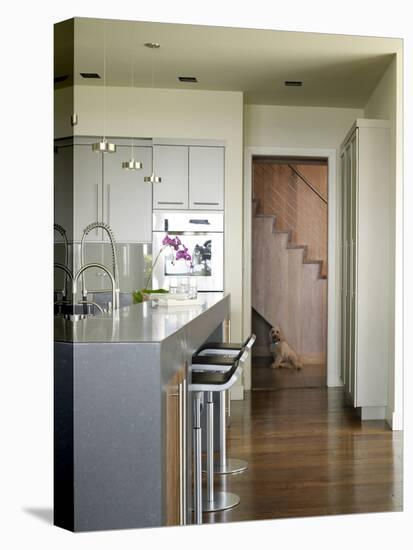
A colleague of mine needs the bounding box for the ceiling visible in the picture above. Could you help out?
[55,17,402,108]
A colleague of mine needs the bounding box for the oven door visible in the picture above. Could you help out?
[152,231,223,291]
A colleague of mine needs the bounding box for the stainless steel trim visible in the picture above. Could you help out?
[182,377,187,525]
[178,380,184,525]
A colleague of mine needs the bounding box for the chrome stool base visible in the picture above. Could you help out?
[202,491,240,512]
[202,457,248,475]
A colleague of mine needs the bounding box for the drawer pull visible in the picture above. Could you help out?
[193,202,219,206]
[158,201,184,205]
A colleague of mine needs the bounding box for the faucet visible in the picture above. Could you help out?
[73,263,116,313]
[54,262,73,300]
[54,224,69,299]
[80,222,120,309]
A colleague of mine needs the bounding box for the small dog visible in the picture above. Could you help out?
[269,326,302,370]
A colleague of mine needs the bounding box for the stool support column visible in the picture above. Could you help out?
[206,391,214,504]
[193,392,202,525]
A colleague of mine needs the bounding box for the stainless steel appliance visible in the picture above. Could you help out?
[152,211,224,292]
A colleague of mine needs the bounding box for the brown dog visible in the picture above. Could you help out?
[269,326,302,370]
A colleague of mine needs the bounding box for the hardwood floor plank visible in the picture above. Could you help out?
[201,388,403,525]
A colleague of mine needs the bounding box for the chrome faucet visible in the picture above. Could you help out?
[73,263,116,313]
[54,262,73,300]
[54,224,70,299]
[80,222,120,309]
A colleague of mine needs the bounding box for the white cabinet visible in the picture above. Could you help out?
[153,145,189,209]
[54,143,74,242]
[189,146,224,210]
[153,144,225,210]
[340,119,390,419]
[103,145,152,242]
[73,143,103,241]
[55,138,153,243]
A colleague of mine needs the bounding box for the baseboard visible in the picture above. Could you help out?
[230,385,244,401]
[358,406,386,420]
[386,406,403,431]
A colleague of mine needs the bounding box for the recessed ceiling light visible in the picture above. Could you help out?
[285,80,303,87]
[178,76,198,83]
[80,72,101,79]
[144,42,161,49]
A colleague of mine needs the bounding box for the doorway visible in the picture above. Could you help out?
[250,157,328,390]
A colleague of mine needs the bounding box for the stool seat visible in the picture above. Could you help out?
[191,363,238,386]
[197,334,256,354]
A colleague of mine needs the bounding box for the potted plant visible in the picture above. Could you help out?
[133,234,192,303]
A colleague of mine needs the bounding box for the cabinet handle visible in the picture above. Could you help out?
[157,201,184,205]
[107,184,111,226]
[193,201,219,206]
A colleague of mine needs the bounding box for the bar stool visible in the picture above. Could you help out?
[196,334,256,475]
[189,354,243,524]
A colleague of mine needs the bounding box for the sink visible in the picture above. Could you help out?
[54,302,105,317]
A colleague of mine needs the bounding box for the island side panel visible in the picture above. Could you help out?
[54,342,74,531]
[73,342,162,531]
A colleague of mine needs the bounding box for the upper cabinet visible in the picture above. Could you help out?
[103,145,152,242]
[189,146,224,210]
[153,144,224,210]
[73,143,103,241]
[55,138,153,243]
[153,145,189,209]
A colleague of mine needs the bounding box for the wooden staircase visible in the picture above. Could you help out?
[252,199,327,362]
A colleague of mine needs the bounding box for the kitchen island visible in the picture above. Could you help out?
[54,292,230,532]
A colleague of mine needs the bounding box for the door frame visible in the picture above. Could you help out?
[243,146,339,389]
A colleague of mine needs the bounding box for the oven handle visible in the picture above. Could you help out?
[153,231,223,236]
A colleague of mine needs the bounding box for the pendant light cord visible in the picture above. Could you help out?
[103,20,106,141]
[131,30,135,158]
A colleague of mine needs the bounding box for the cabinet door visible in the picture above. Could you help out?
[54,144,74,242]
[189,146,224,210]
[349,130,358,402]
[103,146,152,242]
[153,145,188,209]
[340,151,347,387]
[73,144,103,241]
[166,365,187,526]
[344,142,352,398]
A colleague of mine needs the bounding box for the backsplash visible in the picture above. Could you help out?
[54,242,152,297]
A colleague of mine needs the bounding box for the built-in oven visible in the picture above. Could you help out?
[152,211,224,292]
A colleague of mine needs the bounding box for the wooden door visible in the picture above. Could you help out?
[189,146,224,210]
[153,145,189,209]
[166,365,187,526]
[103,146,152,242]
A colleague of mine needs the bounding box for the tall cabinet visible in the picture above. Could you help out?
[340,119,390,420]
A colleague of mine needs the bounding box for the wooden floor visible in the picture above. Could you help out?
[202,387,403,525]
[252,356,326,390]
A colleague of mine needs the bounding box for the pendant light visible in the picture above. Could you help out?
[121,30,142,171]
[92,21,116,154]
[144,42,162,184]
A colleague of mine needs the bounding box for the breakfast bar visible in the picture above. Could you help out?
[54,292,230,532]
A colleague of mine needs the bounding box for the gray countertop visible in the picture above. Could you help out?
[54,292,229,344]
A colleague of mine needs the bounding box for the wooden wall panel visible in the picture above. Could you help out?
[252,161,328,361]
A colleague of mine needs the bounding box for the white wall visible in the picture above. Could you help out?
[244,104,364,149]
[243,104,363,390]
[363,55,403,430]
[72,85,245,356]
